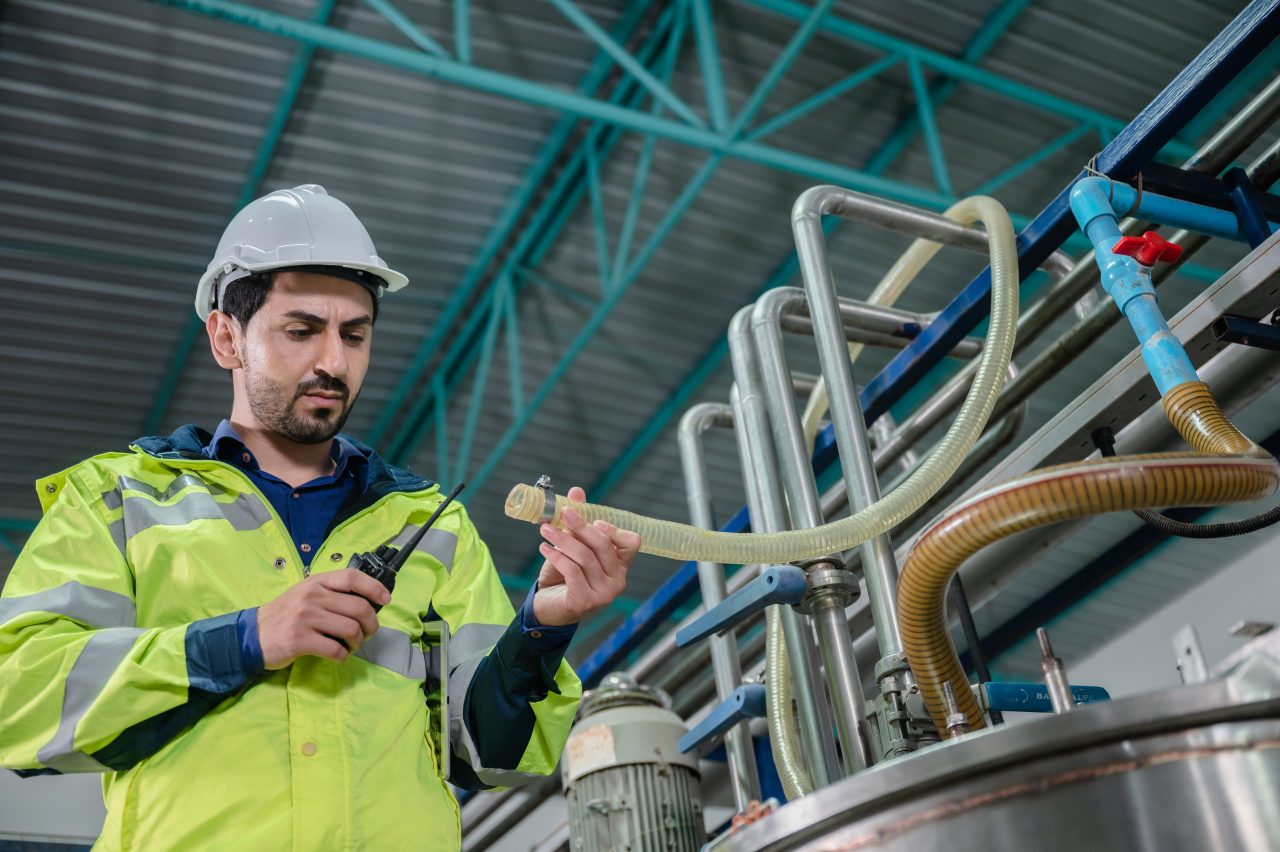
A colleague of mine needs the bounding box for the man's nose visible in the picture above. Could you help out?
[314,328,348,380]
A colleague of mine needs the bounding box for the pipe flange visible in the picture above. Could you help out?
[534,474,557,524]
[798,566,860,613]
[874,653,911,682]
[795,554,845,573]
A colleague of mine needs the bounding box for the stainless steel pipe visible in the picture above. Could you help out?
[779,301,984,361]
[729,306,841,786]
[750,289,875,773]
[677,402,762,810]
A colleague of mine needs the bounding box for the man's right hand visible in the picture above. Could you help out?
[257,569,390,670]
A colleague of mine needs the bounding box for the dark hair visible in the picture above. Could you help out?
[218,270,380,327]
[219,272,275,327]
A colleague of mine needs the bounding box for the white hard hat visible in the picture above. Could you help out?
[196,184,408,320]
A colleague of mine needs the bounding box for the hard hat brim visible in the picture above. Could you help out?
[195,259,408,321]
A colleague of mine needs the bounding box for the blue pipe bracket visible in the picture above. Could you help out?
[982,681,1111,713]
[679,685,768,754]
[675,565,808,648]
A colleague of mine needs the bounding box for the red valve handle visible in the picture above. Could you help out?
[1112,231,1183,267]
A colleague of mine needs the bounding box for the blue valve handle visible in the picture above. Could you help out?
[983,681,1111,713]
[675,565,808,648]
[679,685,767,754]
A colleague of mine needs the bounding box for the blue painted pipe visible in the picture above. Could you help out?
[1071,175,1278,244]
[1110,181,1265,243]
[1069,177,1200,394]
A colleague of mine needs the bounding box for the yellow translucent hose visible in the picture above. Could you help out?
[898,381,1280,735]
[764,607,812,799]
[800,199,972,451]
[507,196,1019,565]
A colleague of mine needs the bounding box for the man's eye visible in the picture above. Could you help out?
[286,328,313,338]
[344,333,366,345]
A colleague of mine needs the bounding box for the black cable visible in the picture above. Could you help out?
[947,576,1004,726]
[1090,427,1280,539]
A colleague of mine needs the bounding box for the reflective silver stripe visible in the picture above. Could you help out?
[446,622,523,780]
[120,488,271,537]
[106,518,127,557]
[101,489,122,512]
[388,526,457,572]
[0,582,135,629]
[38,627,145,773]
[448,651,487,770]
[449,679,545,788]
[354,626,426,680]
[450,622,504,663]
[100,491,127,556]
[118,474,221,502]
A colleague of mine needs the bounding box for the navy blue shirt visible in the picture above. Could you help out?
[205,419,366,568]
[202,420,574,653]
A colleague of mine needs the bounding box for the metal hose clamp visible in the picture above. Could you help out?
[534,474,557,523]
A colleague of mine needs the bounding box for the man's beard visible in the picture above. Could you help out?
[245,370,356,445]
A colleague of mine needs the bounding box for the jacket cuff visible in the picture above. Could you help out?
[494,618,568,702]
[235,607,266,678]
[518,581,577,653]
[185,610,261,694]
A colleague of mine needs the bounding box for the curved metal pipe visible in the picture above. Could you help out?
[752,287,876,773]
[677,402,761,811]
[729,306,836,789]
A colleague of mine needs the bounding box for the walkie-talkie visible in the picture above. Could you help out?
[350,481,466,611]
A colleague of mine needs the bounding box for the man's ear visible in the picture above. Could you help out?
[207,311,244,371]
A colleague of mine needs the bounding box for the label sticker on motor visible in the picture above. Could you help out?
[565,724,616,779]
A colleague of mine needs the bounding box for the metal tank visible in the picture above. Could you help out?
[563,673,704,852]
[724,649,1280,851]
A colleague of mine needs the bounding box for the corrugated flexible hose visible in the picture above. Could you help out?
[507,195,1020,565]
[897,381,1280,735]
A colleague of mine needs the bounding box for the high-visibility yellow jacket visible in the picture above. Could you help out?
[0,426,581,850]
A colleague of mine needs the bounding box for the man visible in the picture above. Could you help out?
[0,185,639,849]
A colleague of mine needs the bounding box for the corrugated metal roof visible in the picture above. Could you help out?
[2,0,1277,679]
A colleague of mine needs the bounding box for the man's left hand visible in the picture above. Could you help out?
[533,486,640,627]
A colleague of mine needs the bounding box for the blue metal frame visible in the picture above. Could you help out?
[364,0,451,57]
[548,0,705,127]
[150,0,1186,470]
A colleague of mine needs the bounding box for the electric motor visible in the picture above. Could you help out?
[562,673,703,852]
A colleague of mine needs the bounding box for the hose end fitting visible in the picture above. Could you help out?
[504,480,564,525]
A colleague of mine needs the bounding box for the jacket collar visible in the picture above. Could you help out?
[133,425,434,496]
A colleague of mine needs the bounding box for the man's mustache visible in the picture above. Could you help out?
[295,377,350,401]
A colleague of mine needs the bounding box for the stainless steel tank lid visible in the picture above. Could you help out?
[727,653,1280,850]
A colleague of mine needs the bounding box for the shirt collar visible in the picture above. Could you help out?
[204,419,369,488]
